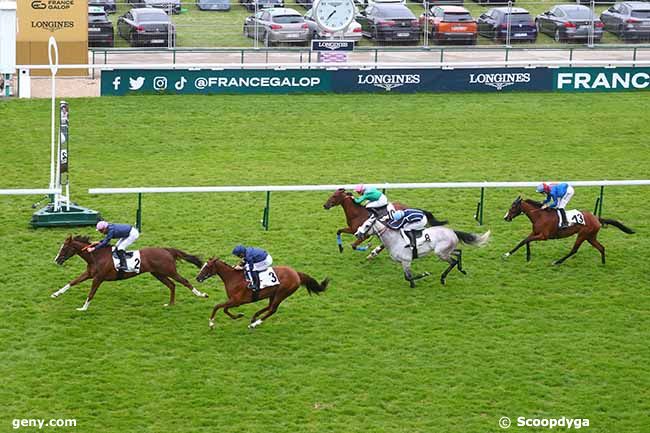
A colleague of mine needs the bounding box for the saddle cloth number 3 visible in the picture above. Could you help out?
[259,268,279,289]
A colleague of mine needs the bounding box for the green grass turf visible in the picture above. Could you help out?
[105,0,630,47]
[1,93,649,433]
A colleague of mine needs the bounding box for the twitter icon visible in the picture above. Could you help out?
[129,77,145,91]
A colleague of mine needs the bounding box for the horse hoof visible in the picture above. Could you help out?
[552,260,561,266]
[75,307,87,312]
[502,252,510,260]
[460,270,467,275]
[248,319,263,329]
[440,278,446,285]
[51,293,58,298]
[209,320,215,329]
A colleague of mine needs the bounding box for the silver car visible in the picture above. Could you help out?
[243,8,311,46]
[196,0,231,10]
[303,7,363,42]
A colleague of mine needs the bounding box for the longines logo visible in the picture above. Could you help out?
[31,20,75,31]
[468,72,531,91]
[31,0,76,10]
[357,74,421,91]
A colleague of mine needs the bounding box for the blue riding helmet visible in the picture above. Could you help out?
[393,210,405,221]
[232,245,246,256]
[535,184,546,193]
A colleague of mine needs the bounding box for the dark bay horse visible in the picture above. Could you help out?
[196,258,329,329]
[53,235,209,311]
[323,188,446,254]
[503,197,635,265]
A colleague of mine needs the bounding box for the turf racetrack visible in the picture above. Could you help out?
[1,93,649,433]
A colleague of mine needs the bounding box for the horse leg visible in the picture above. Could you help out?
[249,294,275,326]
[367,245,384,260]
[526,242,531,262]
[503,233,542,261]
[224,308,245,320]
[587,237,606,264]
[152,273,176,306]
[76,278,103,311]
[209,298,243,329]
[440,258,458,285]
[52,270,90,298]
[249,292,287,329]
[169,272,209,299]
[336,227,355,252]
[453,250,467,275]
[553,234,587,265]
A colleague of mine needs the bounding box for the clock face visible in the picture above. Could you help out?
[314,0,356,33]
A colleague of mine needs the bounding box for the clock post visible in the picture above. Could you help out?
[312,0,357,63]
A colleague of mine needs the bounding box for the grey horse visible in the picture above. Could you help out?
[355,217,491,286]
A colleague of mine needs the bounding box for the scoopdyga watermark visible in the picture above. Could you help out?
[499,416,590,429]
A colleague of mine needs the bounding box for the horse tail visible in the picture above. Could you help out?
[454,230,491,247]
[598,218,635,234]
[298,272,330,296]
[165,248,203,268]
[421,209,448,227]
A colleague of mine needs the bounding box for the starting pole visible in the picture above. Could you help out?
[30,38,100,228]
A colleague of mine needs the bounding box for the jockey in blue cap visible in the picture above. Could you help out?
[387,209,427,259]
[536,182,575,228]
[232,245,273,294]
[87,220,140,271]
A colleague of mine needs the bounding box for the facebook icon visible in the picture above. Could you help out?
[112,76,121,90]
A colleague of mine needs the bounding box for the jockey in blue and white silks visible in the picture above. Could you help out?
[88,221,140,271]
[536,182,575,228]
[232,245,273,293]
[388,209,427,259]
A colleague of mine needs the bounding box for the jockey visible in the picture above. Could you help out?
[232,245,273,294]
[88,221,140,271]
[536,182,575,228]
[387,209,427,259]
[353,184,388,215]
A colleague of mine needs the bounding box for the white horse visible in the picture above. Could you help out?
[355,217,491,286]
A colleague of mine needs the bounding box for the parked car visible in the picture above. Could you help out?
[296,0,315,8]
[127,0,181,14]
[419,5,477,45]
[358,0,406,7]
[89,0,116,13]
[535,5,604,43]
[303,7,363,42]
[356,4,421,44]
[243,8,310,46]
[88,6,115,47]
[477,7,536,42]
[600,2,650,41]
[196,0,231,10]
[117,8,177,47]
[241,0,284,12]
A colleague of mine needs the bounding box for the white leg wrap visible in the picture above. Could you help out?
[192,288,207,298]
[76,299,90,311]
[52,284,71,298]
[248,319,263,329]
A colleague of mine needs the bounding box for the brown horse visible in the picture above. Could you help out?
[322,188,446,254]
[196,257,329,329]
[503,196,635,265]
[53,235,209,311]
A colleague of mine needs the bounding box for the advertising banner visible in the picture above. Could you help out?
[554,67,650,92]
[101,69,331,96]
[16,0,88,76]
[101,67,555,96]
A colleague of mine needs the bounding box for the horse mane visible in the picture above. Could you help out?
[72,235,91,244]
[524,199,543,207]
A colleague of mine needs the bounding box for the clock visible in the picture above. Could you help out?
[314,0,356,33]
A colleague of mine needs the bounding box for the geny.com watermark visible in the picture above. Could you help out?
[12,419,76,430]
[499,416,590,429]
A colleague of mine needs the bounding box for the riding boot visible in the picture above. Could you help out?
[408,231,418,259]
[559,208,569,229]
[116,249,128,271]
[251,271,261,301]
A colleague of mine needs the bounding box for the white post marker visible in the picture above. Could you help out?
[48,37,59,193]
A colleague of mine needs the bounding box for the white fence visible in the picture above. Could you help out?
[88,180,650,230]
[0,188,61,195]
